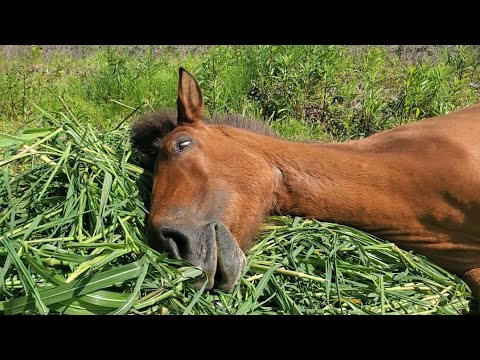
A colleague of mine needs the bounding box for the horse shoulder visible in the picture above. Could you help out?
[351,108,480,157]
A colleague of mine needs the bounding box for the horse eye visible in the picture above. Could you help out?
[176,139,192,152]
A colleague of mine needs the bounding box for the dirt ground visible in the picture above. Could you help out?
[0,45,210,58]
[0,45,466,61]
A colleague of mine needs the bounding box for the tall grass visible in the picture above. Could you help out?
[1,45,479,140]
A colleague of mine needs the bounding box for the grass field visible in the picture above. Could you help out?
[2,45,480,139]
[1,45,479,314]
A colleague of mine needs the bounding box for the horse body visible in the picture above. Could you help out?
[264,109,480,275]
[132,68,480,299]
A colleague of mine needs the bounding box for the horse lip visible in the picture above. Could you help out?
[211,222,247,291]
[153,221,244,291]
[189,222,245,292]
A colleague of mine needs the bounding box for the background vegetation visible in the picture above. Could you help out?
[1,45,479,314]
[2,45,479,139]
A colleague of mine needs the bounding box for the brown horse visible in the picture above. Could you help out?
[131,68,480,300]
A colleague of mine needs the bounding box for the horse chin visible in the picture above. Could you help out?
[191,222,247,292]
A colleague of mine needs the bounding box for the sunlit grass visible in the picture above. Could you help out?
[0,108,473,315]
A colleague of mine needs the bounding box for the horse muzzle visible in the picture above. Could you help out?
[150,221,246,291]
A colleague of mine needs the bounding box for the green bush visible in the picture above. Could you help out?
[2,45,479,140]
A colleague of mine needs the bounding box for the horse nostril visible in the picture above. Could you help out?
[157,227,189,260]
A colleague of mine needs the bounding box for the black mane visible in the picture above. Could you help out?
[131,109,277,158]
[207,114,277,138]
[131,110,177,157]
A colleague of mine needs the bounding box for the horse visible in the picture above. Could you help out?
[131,67,480,301]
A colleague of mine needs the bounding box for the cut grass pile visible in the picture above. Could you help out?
[0,106,474,314]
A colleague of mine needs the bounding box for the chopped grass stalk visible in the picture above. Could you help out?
[0,107,474,314]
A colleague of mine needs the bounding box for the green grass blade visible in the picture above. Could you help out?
[1,239,49,314]
[94,170,113,236]
[183,279,208,315]
[0,128,55,148]
[35,142,71,204]
[110,255,150,314]
[3,260,142,314]
[235,263,281,315]
[25,249,65,285]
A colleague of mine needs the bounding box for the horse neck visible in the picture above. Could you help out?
[256,135,396,229]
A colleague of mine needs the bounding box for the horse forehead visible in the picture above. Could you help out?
[179,125,235,144]
[165,124,247,153]
[169,124,205,137]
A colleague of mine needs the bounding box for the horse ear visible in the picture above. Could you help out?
[177,67,205,125]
